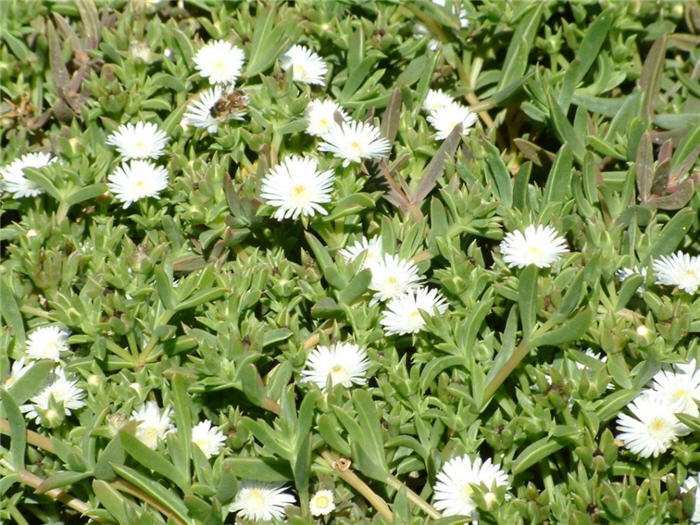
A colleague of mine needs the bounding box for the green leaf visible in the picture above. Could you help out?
[675,413,700,433]
[420,356,465,393]
[352,390,389,478]
[543,144,573,204]
[497,4,544,91]
[154,267,177,310]
[513,162,532,210]
[171,373,191,481]
[640,35,667,120]
[337,269,371,305]
[245,7,292,76]
[547,94,586,163]
[647,208,694,260]
[93,480,129,523]
[224,457,292,482]
[64,183,107,207]
[293,433,311,512]
[512,437,565,475]
[36,471,92,494]
[558,269,586,316]
[616,275,644,310]
[119,431,188,491]
[412,124,462,204]
[1,390,26,470]
[175,287,227,311]
[531,308,592,347]
[238,364,267,407]
[518,265,538,337]
[22,167,62,201]
[0,277,25,345]
[605,354,633,390]
[635,131,653,202]
[8,360,54,405]
[317,414,351,457]
[594,390,638,422]
[483,141,513,207]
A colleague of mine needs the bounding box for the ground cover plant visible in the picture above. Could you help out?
[1,0,699,523]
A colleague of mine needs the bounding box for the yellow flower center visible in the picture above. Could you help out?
[384,276,398,290]
[143,427,159,444]
[294,63,307,76]
[350,141,361,151]
[649,417,665,432]
[291,184,310,206]
[319,118,328,126]
[213,60,224,71]
[249,489,263,503]
[135,179,145,189]
[685,269,695,277]
[461,483,474,501]
[315,495,330,508]
[331,365,342,373]
[673,388,690,401]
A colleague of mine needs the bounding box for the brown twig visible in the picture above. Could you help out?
[0,420,55,454]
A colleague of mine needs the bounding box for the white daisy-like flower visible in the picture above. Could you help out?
[302,342,370,391]
[229,481,296,522]
[368,254,422,302]
[338,235,383,268]
[649,360,700,418]
[0,152,56,198]
[653,251,700,294]
[21,368,86,422]
[380,287,448,336]
[427,101,478,140]
[191,419,227,459]
[106,122,168,160]
[683,472,700,523]
[423,89,454,113]
[433,454,509,518]
[615,392,685,458]
[280,44,328,86]
[260,155,335,220]
[131,401,175,449]
[499,224,569,269]
[25,326,70,362]
[305,99,348,138]
[3,358,30,389]
[318,121,391,167]
[193,40,245,85]
[182,86,246,133]
[107,160,169,209]
[309,489,335,516]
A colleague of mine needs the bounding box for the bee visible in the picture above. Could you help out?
[210,90,248,118]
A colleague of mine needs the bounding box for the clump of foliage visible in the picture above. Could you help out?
[1,0,699,524]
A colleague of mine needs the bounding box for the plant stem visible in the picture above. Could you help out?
[321,450,393,522]
[386,473,441,519]
[0,419,55,453]
[482,339,532,406]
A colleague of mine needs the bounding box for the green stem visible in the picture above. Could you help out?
[386,473,441,519]
[482,339,533,406]
[321,450,393,523]
[104,339,136,363]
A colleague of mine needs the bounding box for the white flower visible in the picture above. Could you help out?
[649,360,700,418]
[305,99,348,138]
[368,254,422,302]
[131,401,175,449]
[309,489,335,516]
[423,89,454,113]
[3,358,30,388]
[182,86,246,133]
[107,160,169,208]
[653,251,700,294]
[499,224,568,269]
[683,472,700,523]
[433,454,509,518]
[427,102,478,140]
[0,152,56,198]
[229,481,295,522]
[25,326,70,362]
[21,368,86,422]
[281,44,327,85]
[191,419,226,459]
[616,392,685,458]
[318,121,391,167]
[260,155,334,220]
[338,236,383,268]
[106,122,168,160]
[302,342,370,391]
[380,287,448,336]
[193,40,245,85]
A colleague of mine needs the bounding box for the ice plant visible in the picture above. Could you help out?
[338,235,383,268]
[182,86,247,133]
[616,392,685,457]
[367,254,422,302]
[305,99,348,137]
[25,325,70,362]
[229,481,295,522]
[423,89,455,113]
[0,152,56,198]
[193,40,245,85]
[131,401,175,449]
[433,454,510,518]
[301,342,370,391]
[309,489,335,516]
[260,155,335,220]
[107,160,169,208]
[649,360,700,418]
[21,368,86,423]
[106,121,168,160]
[499,224,569,269]
[191,419,227,458]
[652,251,700,294]
[380,287,448,335]
[427,101,478,140]
[280,44,327,85]
[683,473,700,523]
[3,358,30,388]
[318,121,391,166]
